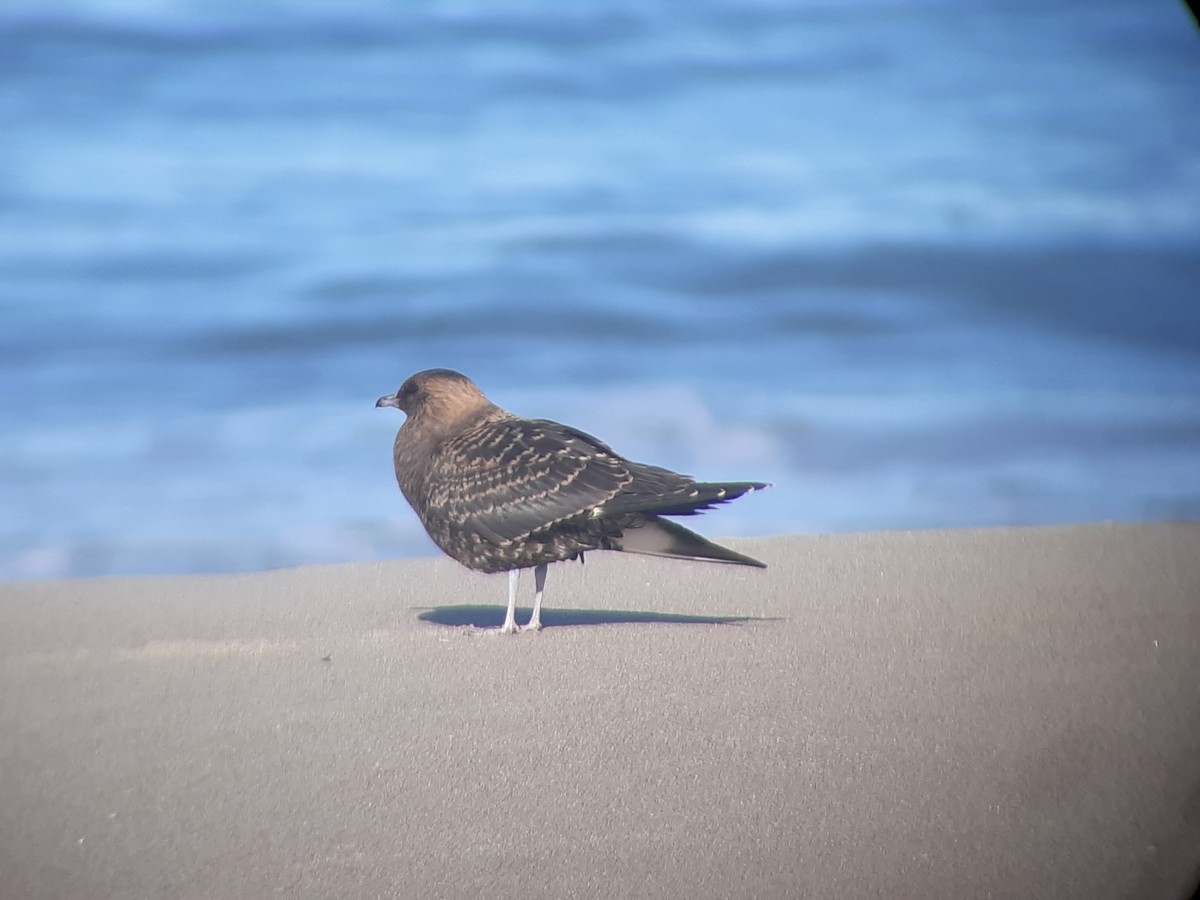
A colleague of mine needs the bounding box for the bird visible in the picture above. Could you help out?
[376,369,768,634]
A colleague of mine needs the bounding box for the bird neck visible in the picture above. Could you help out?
[400,403,506,451]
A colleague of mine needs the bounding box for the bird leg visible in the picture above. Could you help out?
[522,563,547,632]
[500,569,520,634]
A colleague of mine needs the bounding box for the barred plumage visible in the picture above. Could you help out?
[376,369,768,633]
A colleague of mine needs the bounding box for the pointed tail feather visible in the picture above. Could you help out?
[616,516,766,568]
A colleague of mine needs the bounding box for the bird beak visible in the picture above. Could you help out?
[375,393,401,409]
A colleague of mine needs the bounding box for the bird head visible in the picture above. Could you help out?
[376,369,491,424]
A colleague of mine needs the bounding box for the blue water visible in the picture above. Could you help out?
[3,0,1199,580]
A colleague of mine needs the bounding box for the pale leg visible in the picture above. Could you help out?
[522,563,548,632]
[500,569,520,634]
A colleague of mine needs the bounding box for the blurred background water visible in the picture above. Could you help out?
[2,0,1198,580]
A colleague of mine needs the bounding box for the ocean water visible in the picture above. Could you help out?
[2,0,1198,580]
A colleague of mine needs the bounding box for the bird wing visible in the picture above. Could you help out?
[428,418,640,544]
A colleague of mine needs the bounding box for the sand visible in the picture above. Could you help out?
[2,523,1198,899]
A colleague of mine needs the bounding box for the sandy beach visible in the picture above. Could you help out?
[2,522,1198,899]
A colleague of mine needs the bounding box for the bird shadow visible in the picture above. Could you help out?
[415,605,779,629]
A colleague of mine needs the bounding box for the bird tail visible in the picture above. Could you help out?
[616,516,766,568]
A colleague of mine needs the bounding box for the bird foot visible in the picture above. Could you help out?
[520,621,542,633]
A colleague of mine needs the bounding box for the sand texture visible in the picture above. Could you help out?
[2,523,1199,899]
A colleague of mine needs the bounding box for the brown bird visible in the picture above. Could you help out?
[376,369,768,633]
